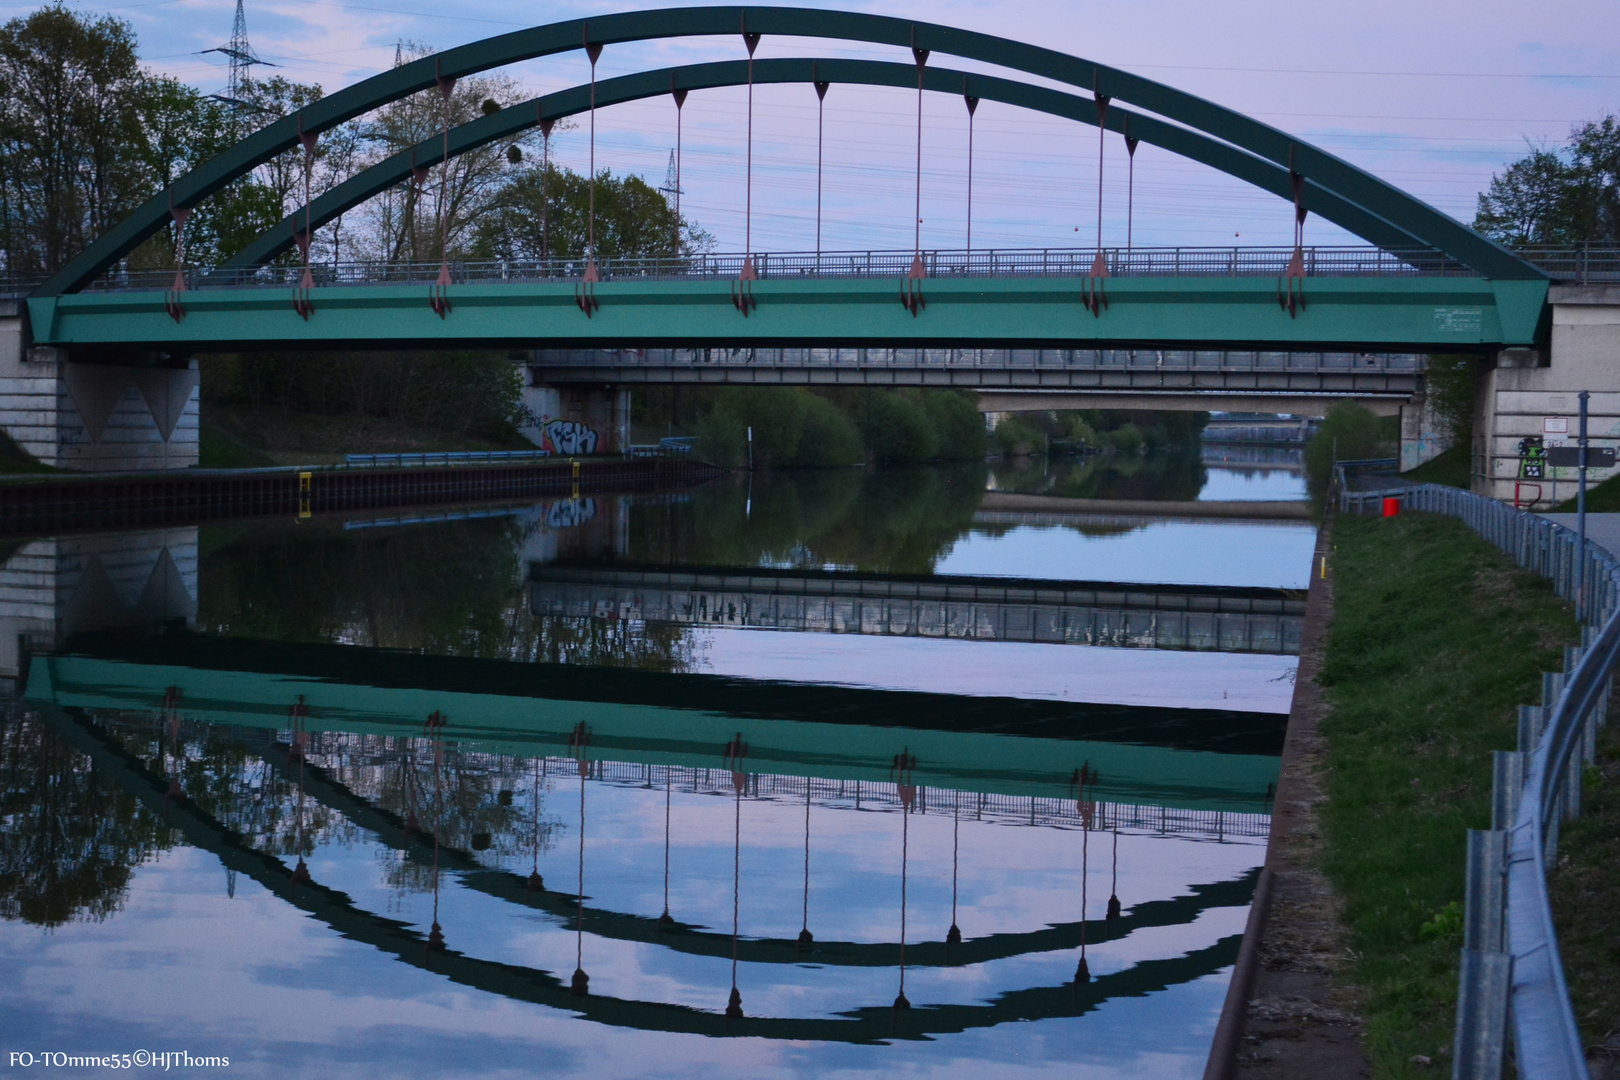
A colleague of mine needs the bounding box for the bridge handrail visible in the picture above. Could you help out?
[34,244,1617,297]
[342,449,552,468]
[529,346,1426,374]
[74,246,1476,293]
[1341,481,1616,1080]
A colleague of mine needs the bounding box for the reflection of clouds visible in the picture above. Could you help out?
[1197,468,1308,502]
[697,629,1298,713]
[939,521,1316,589]
[0,810,1249,1078]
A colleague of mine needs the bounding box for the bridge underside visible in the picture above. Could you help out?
[26,276,1547,357]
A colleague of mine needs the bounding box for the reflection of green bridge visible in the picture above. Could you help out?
[38,698,1252,1043]
[528,563,1306,655]
[236,726,1260,971]
[29,631,1281,814]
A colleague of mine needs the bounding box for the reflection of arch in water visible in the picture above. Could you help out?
[33,645,1284,812]
[48,703,1244,1042]
[240,727,1258,972]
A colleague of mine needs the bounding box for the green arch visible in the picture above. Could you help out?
[34,5,1543,295]
[227,57,1434,270]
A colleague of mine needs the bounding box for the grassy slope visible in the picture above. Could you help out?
[1551,469,1620,512]
[202,403,535,467]
[1321,513,1577,1076]
[1401,446,1471,489]
[1550,713,1620,1060]
[0,430,56,476]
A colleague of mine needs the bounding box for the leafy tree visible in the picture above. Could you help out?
[0,4,146,275]
[1475,114,1620,245]
[473,163,711,262]
[1305,402,1392,486]
[353,42,535,264]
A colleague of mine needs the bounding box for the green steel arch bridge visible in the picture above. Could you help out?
[20,7,1553,364]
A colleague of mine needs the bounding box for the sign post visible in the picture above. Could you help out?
[1577,391,1589,620]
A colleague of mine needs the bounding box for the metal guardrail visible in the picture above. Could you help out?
[1340,482,1616,1080]
[534,346,1426,374]
[7,245,1610,296]
[341,450,552,468]
[74,246,1478,293]
[1516,244,1620,285]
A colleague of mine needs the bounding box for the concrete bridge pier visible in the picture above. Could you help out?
[1398,389,1448,472]
[1472,285,1620,503]
[0,526,199,681]
[520,376,630,456]
[1,303,199,471]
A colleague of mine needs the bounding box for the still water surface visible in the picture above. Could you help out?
[0,455,1309,1078]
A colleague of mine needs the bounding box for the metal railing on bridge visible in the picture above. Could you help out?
[342,449,551,468]
[1341,482,1617,1080]
[1514,243,1620,285]
[8,245,1615,297]
[568,758,1271,843]
[79,245,1479,292]
[531,346,1426,374]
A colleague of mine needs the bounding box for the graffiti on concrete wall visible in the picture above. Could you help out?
[539,418,599,456]
[542,498,597,529]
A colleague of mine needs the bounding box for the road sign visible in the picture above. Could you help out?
[1545,446,1616,469]
[1544,417,1570,447]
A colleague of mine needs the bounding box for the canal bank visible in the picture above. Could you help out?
[0,456,724,535]
[1221,510,1582,1079]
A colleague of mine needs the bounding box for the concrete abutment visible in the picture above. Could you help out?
[1473,285,1620,504]
[0,304,198,471]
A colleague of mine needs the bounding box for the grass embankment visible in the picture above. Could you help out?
[1550,713,1620,1066]
[201,403,536,468]
[1321,512,1578,1076]
[0,430,55,476]
[1401,445,1471,489]
[1551,469,1620,512]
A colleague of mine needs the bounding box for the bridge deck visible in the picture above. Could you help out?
[25,264,1548,354]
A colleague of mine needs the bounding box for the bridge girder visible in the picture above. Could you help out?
[26,274,1550,354]
[33,6,1545,297]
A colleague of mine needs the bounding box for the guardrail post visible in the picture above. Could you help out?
[1520,703,1547,755]
[1492,751,1525,831]
[1453,829,1512,1080]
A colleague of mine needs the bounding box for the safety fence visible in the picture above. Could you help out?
[8,245,1612,297]
[74,246,1476,292]
[1341,482,1616,1080]
[532,346,1425,374]
[342,450,552,468]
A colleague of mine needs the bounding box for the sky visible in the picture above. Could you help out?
[9,0,1619,254]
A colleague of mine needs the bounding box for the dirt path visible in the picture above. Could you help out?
[1231,518,1371,1079]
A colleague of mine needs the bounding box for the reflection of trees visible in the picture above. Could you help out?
[2,707,565,922]
[626,465,989,575]
[990,450,1208,503]
[199,518,528,655]
[198,518,699,673]
[0,707,172,927]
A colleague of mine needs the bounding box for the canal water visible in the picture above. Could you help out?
[0,451,1310,1078]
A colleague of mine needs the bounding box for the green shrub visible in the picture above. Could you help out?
[792,393,864,466]
[858,391,939,464]
[921,390,988,460]
[992,416,1045,456]
[1108,423,1144,453]
[695,405,748,467]
[1305,402,1391,485]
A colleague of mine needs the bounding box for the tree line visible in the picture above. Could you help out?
[1474,116,1618,246]
[0,4,706,281]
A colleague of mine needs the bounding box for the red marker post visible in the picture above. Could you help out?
[1383,497,1400,518]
